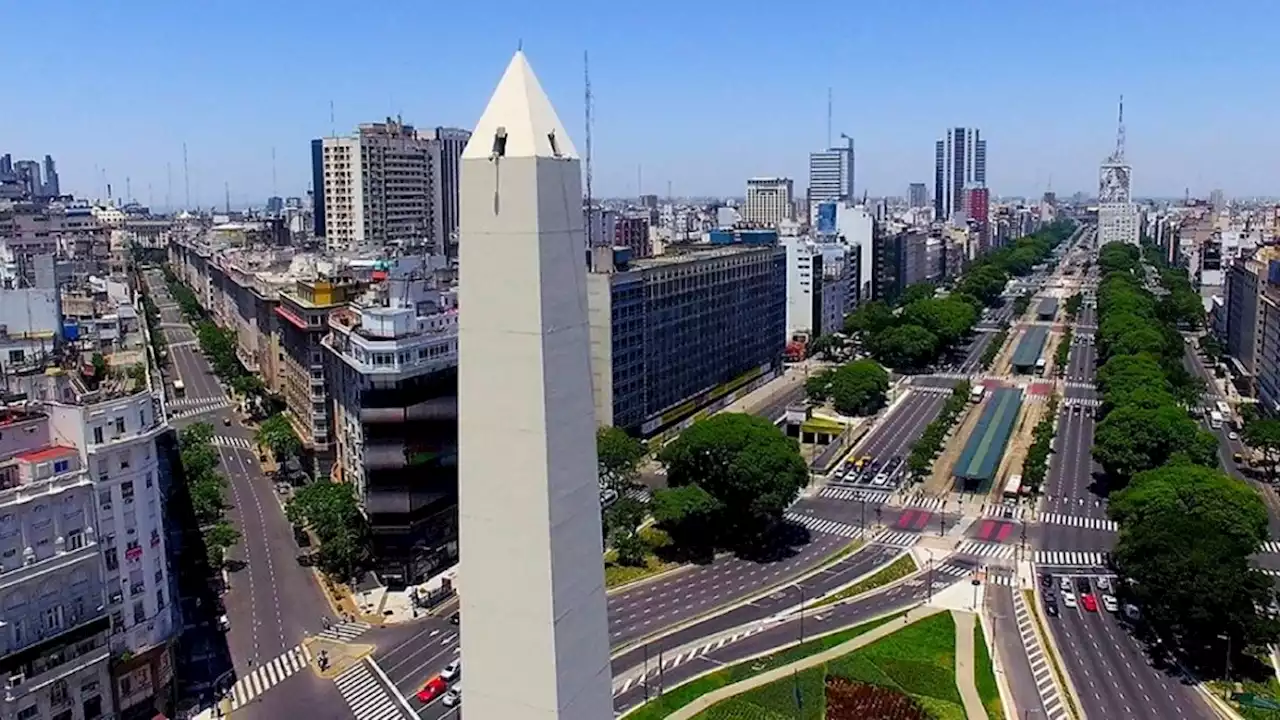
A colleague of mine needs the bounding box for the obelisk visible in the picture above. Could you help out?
[456,51,614,720]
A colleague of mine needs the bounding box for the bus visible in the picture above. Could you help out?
[172,379,185,398]
[1003,474,1023,502]
[1209,410,1223,429]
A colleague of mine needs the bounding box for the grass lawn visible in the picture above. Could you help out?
[811,553,917,609]
[605,552,682,589]
[689,611,969,720]
[621,612,904,719]
[972,618,1006,719]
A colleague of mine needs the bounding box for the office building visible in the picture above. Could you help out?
[933,128,986,221]
[587,241,786,437]
[908,183,928,209]
[457,51,613,719]
[808,143,853,204]
[967,187,990,246]
[276,278,364,478]
[13,162,41,201]
[41,156,59,198]
[1256,278,1280,414]
[613,215,651,259]
[319,119,439,251]
[325,258,459,585]
[784,237,847,341]
[310,139,326,238]
[265,196,284,214]
[431,127,471,259]
[744,177,794,227]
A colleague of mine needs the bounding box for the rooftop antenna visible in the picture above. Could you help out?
[126,177,131,204]
[329,100,336,138]
[271,146,278,198]
[826,87,833,149]
[182,142,190,209]
[224,181,230,214]
[1113,94,1126,163]
[584,50,594,247]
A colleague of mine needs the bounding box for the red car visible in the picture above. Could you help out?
[416,676,448,703]
[1081,593,1098,612]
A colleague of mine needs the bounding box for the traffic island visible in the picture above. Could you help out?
[303,637,373,680]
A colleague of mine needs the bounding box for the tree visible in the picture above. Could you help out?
[900,297,977,349]
[869,324,938,370]
[896,283,936,308]
[181,422,216,448]
[844,301,896,336]
[257,413,302,461]
[823,360,890,417]
[1093,404,1219,482]
[597,426,645,493]
[603,495,646,541]
[1244,418,1280,476]
[202,522,241,568]
[650,484,720,552]
[1064,293,1083,319]
[286,479,369,579]
[656,413,807,548]
[189,476,227,526]
[1109,464,1280,670]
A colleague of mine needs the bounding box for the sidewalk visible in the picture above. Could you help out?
[952,610,989,720]
[665,606,945,720]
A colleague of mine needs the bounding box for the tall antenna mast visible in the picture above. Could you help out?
[826,87,833,149]
[182,142,190,209]
[224,181,230,215]
[126,177,132,204]
[271,146,278,198]
[1114,94,1126,162]
[584,50,594,247]
[330,100,336,138]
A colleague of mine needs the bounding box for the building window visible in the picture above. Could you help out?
[83,695,103,720]
[121,481,134,503]
[68,530,84,550]
[105,548,119,571]
[132,601,145,624]
[119,454,130,471]
[145,472,153,489]
[156,589,165,610]
[92,426,103,444]
[16,705,37,720]
[114,417,125,435]
[53,459,69,473]
[44,605,64,632]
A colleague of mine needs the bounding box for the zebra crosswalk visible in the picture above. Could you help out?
[1063,397,1102,408]
[912,385,960,396]
[168,398,232,419]
[334,658,412,720]
[818,486,891,504]
[316,620,373,643]
[955,540,1018,560]
[1261,541,1280,555]
[933,564,1017,587]
[1063,380,1097,390]
[169,394,230,408]
[229,644,312,710]
[1038,512,1117,532]
[783,512,862,539]
[212,435,254,450]
[613,626,766,697]
[902,496,948,511]
[871,530,921,548]
[1033,550,1110,567]
[1013,588,1070,720]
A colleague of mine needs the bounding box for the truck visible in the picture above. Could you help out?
[970,385,985,403]
[1034,358,1047,375]
[1003,474,1023,502]
[1209,410,1224,429]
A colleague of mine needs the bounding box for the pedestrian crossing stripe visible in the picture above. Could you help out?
[871,530,920,548]
[1013,589,1071,720]
[168,395,231,408]
[316,620,373,643]
[1262,541,1280,554]
[334,658,411,720]
[1033,550,1110,567]
[932,564,1017,587]
[1037,512,1117,532]
[783,512,862,539]
[168,400,232,419]
[903,496,947,511]
[1063,397,1102,408]
[913,385,958,396]
[229,644,312,709]
[955,540,1018,559]
[818,486,891,504]
[212,435,254,450]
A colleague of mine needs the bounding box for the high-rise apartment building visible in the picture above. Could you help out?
[41,156,59,198]
[319,119,438,252]
[13,161,41,200]
[1098,158,1139,246]
[908,183,928,209]
[744,177,794,228]
[431,128,471,259]
[309,139,326,238]
[933,128,986,221]
[808,144,853,204]
[325,258,459,585]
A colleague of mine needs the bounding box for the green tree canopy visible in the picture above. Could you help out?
[805,359,889,417]
[869,324,939,370]
[900,297,978,348]
[286,479,369,580]
[597,426,645,492]
[1093,404,1219,482]
[843,300,896,336]
[897,283,936,307]
[1109,464,1279,668]
[655,413,807,548]
[257,413,302,461]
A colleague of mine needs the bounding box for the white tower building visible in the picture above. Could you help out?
[456,51,613,720]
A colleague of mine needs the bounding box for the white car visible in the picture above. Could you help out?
[1229,432,1240,441]
[440,660,460,682]
[1102,594,1119,613]
[1062,592,1078,609]
[872,473,890,486]
[1059,576,1073,593]
[1095,577,1111,592]
[442,685,462,708]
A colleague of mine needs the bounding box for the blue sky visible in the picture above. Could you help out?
[6,0,1279,207]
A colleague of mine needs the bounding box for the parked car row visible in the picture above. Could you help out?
[417,660,463,707]
[835,454,904,487]
[1039,572,1136,620]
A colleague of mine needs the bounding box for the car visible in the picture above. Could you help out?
[442,685,462,708]
[1095,576,1111,592]
[872,473,890,486]
[1229,431,1240,441]
[440,660,461,682]
[599,488,618,507]
[216,614,230,631]
[1059,576,1072,593]
[1045,600,1059,617]
[1062,592,1077,609]
[1039,573,1053,589]
[416,676,448,703]
[448,612,460,625]
[1102,594,1119,613]
[1081,593,1098,612]
[1075,577,1091,593]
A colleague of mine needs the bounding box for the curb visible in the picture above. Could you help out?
[796,549,916,613]
[1029,582,1085,719]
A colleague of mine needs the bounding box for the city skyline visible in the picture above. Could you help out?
[7,0,1280,206]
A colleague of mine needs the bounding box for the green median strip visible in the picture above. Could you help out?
[810,553,918,610]
[973,618,1006,720]
[620,612,904,720]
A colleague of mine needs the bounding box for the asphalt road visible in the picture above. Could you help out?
[1047,580,1216,720]
[985,585,1050,718]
